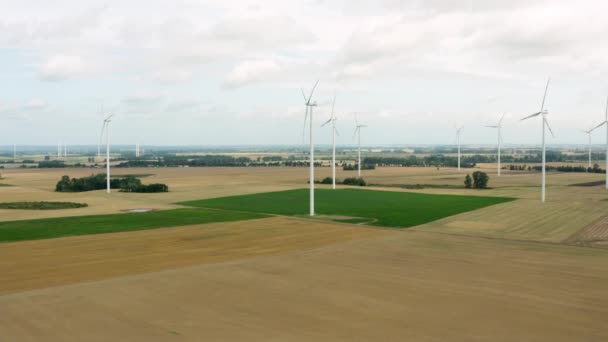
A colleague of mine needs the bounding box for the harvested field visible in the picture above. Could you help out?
[0,217,388,295]
[1,230,606,341]
[567,216,608,246]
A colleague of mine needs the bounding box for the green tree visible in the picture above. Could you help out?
[472,171,489,189]
[464,174,472,189]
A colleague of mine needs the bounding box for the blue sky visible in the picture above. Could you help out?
[2,0,608,147]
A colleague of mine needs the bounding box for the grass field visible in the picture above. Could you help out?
[0,208,266,242]
[180,188,514,228]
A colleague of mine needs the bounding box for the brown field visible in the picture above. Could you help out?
[1,164,608,340]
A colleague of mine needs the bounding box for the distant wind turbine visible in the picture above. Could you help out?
[485,113,505,176]
[101,113,115,194]
[455,126,464,171]
[321,95,339,190]
[57,141,61,159]
[520,79,554,203]
[301,81,319,216]
[581,127,597,171]
[591,96,608,189]
[353,114,367,177]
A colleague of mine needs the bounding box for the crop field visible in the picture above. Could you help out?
[181,188,514,228]
[1,165,608,340]
[0,208,266,242]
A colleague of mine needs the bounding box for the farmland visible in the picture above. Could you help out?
[1,164,608,340]
[181,188,514,228]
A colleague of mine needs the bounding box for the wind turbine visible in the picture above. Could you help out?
[591,96,608,189]
[455,126,464,171]
[100,113,115,194]
[301,81,319,216]
[485,113,505,176]
[321,95,339,189]
[353,114,367,177]
[581,127,597,171]
[520,79,554,203]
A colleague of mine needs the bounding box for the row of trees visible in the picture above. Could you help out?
[55,174,168,193]
[319,177,367,186]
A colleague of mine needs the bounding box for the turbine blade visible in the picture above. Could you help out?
[330,94,336,119]
[352,127,359,140]
[485,125,498,128]
[591,121,607,131]
[499,113,505,125]
[540,78,550,111]
[355,113,359,127]
[302,107,309,143]
[544,117,555,137]
[300,88,307,103]
[605,95,608,121]
[520,111,542,121]
[334,126,340,136]
[307,80,319,103]
[321,118,332,127]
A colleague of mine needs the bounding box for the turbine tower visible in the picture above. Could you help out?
[485,114,505,176]
[100,113,115,194]
[591,96,608,189]
[321,95,339,190]
[353,114,367,177]
[455,126,464,171]
[520,79,554,203]
[57,141,61,158]
[301,81,319,216]
[581,127,597,171]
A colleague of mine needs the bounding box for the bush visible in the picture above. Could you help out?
[464,174,472,189]
[320,177,334,184]
[343,164,375,171]
[342,177,366,186]
[472,171,489,189]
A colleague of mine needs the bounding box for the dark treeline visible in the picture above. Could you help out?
[55,174,168,193]
[531,164,606,174]
[116,155,324,168]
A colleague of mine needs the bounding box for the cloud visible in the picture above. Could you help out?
[38,55,89,81]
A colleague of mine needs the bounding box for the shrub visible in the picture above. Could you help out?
[342,177,366,186]
[320,177,334,184]
[464,174,472,188]
[472,171,489,189]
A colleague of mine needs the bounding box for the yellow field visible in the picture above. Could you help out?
[1,165,608,340]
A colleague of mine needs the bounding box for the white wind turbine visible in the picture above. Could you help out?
[353,114,367,177]
[591,96,608,189]
[581,127,597,171]
[520,79,554,203]
[321,95,339,189]
[455,126,464,171]
[301,81,319,216]
[100,113,115,193]
[485,113,505,176]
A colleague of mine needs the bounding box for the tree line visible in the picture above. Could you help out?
[55,174,168,193]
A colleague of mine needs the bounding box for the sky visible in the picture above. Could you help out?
[1,0,608,147]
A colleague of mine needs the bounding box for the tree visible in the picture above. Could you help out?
[464,174,472,189]
[472,171,489,189]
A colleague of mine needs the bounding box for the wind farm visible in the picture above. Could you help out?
[2,2,608,341]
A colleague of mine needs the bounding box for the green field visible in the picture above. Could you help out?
[180,188,515,228]
[0,209,267,243]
